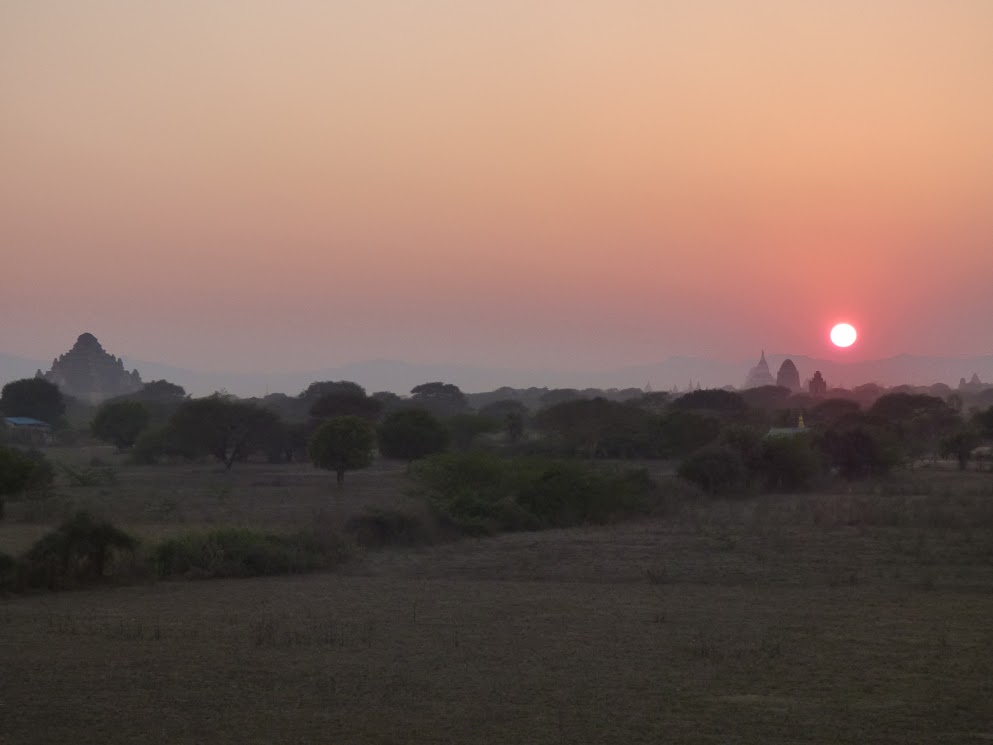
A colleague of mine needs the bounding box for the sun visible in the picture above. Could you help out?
[830,323,857,348]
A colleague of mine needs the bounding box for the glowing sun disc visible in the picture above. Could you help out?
[830,323,857,347]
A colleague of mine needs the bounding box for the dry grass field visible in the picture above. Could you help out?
[2,451,993,744]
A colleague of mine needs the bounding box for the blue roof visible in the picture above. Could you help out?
[3,416,53,428]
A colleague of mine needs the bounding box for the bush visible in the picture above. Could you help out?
[20,512,138,589]
[0,447,55,519]
[130,424,197,464]
[411,453,658,535]
[153,527,347,579]
[677,445,747,496]
[344,508,439,548]
[759,434,821,491]
[58,462,117,487]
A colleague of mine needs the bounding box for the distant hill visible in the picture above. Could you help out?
[3,350,992,398]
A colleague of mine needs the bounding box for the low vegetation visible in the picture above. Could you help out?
[412,453,660,535]
[153,526,347,579]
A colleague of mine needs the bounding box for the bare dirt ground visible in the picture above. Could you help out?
[1,455,992,744]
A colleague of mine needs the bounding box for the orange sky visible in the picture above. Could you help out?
[2,1,992,372]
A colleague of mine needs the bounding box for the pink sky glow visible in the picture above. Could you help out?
[2,1,992,373]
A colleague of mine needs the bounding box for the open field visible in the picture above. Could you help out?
[2,455,993,744]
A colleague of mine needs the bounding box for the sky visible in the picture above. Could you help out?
[2,0,992,374]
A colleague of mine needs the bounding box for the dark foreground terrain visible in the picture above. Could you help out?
[2,453,992,744]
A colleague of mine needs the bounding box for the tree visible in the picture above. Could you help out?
[677,445,746,496]
[630,391,670,414]
[309,391,383,421]
[759,435,821,491]
[378,409,449,461]
[141,380,186,399]
[534,398,646,460]
[447,413,499,451]
[308,416,376,486]
[975,405,993,439]
[868,393,959,462]
[410,382,468,418]
[91,400,151,451]
[658,410,721,456]
[168,395,282,470]
[479,400,528,443]
[740,385,792,411]
[0,378,66,425]
[940,428,981,471]
[299,380,367,403]
[818,425,898,479]
[0,446,53,521]
[719,424,765,482]
[671,389,746,417]
[808,398,861,428]
[538,389,584,407]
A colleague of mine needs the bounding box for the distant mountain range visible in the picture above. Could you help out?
[2,351,992,398]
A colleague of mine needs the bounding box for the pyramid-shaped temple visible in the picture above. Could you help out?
[39,333,143,404]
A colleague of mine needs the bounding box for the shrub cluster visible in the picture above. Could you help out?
[344,508,440,548]
[2,513,350,593]
[14,512,138,590]
[153,527,347,579]
[410,453,658,536]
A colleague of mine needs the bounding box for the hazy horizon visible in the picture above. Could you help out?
[3,2,992,373]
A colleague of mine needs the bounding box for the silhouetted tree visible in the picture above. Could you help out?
[378,409,449,461]
[447,413,500,451]
[759,434,820,491]
[91,400,151,451]
[671,389,746,417]
[940,428,981,471]
[299,380,366,403]
[0,446,44,521]
[308,416,376,486]
[479,399,529,443]
[309,391,383,421]
[0,378,65,425]
[535,398,646,460]
[868,393,960,462]
[141,380,186,399]
[168,395,282,471]
[740,385,792,412]
[818,425,898,479]
[678,445,746,495]
[657,410,721,456]
[538,389,584,406]
[410,382,467,418]
[808,398,861,428]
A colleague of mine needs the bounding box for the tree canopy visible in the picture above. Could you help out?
[168,395,281,470]
[299,380,367,402]
[671,389,745,415]
[91,400,151,450]
[410,382,467,418]
[378,408,449,461]
[308,416,376,486]
[0,378,66,425]
[309,390,383,421]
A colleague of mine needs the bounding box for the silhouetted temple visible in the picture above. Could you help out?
[808,371,827,396]
[776,358,801,392]
[39,333,142,404]
[743,351,776,389]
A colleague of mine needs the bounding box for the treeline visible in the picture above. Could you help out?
[3,376,993,502]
